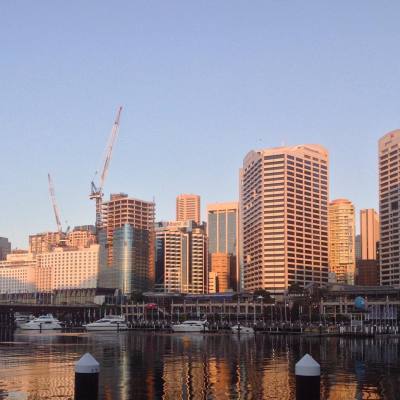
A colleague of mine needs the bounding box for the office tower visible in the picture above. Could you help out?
[0,252,36,294]
[355,235,361,260]
[207,202,239,291]
[176,194,201,224]
[36,244,100,291]
[329,199,356,284]
[360,209,380,260]
[67,226,97,249]
[240,145,329,294]
[155,222,207,294]
[99,193,155,294]
[0,237,11,260]
[379,130,400,285]
[208,253,231,293]
[29,232,62,254]
[355,259,379,286]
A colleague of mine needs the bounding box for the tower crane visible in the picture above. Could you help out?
[47,173,63,235]
[90,106,122,231]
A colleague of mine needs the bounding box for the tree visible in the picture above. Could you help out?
[288,282,304,295]
[253,288,273,303]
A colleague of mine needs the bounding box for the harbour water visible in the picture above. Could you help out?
[0,330,399,399]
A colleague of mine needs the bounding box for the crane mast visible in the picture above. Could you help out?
[90,106,122,231]
[48,173,63,235]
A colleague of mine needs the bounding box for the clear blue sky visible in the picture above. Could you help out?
[1,1,399,248]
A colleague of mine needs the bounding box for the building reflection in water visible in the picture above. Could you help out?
[0,330,399,399]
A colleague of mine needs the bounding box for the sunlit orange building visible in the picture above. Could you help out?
[328,199,356,284]
[241,144,329,294]
[176,194,201,224]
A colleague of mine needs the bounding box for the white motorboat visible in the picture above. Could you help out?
[20,314,63,330]
[14,313,35,328]
[171,320,209,333]
[83,315,128,331]
[231,324,255,334]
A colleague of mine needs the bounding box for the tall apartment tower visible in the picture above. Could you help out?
[328,199,356,284]
[379,130,400,286]
[99,193,155,294]
[176,194,201,224]
[155,222,207,294]
[207,202,240,291]
[360,209,380,260]
[240,145,329,294]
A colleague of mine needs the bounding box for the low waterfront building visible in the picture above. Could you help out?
[0,252,36,294]
[36,244,100,291]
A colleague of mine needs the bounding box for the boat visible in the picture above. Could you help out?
[14,312,35,328]
[171,320,209,333]
[83,315,128,331]
[19,314,63,330]
[231,324,255,334]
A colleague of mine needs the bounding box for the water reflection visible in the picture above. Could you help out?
[0,331,399,399]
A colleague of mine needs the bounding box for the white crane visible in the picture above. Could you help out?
[47,173,63,235]
[90,106,122,231]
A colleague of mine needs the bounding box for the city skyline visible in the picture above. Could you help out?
[2,2,399,247]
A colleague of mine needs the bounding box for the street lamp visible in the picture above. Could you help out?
[257,295,263,323]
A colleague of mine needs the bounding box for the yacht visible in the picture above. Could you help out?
[171,320,209,333]
[20,314,63,330]
[83,315,128,331]
[14,313,35,328]
[231,324,255,334]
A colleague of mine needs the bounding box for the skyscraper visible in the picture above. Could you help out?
[360,209,380,260]
[328,199,356,284]
[379,130,400,285]
[207,202,239,291]
[99,193,155,294]
[240,144,329,294]
[155,221,207,294]
[176,194,201,224]
[0,237,11,260]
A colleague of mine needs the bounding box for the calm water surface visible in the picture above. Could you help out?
[0,329,399,399]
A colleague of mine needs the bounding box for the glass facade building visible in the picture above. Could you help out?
[207,203,239,291]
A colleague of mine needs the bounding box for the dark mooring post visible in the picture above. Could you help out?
[295,353,320,400]
[75,353,100,400]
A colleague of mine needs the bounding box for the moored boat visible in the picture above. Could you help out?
[231,324,255,334]
[171,320,209,333]
[83,315,128,331]
[14,313,35,328]
[20,314,63,330]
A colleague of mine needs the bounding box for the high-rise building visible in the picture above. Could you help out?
[155,222,207,294]
[328,199,356,284]
[240,144,329,294]
[176,194,201,224]
[355,235,362,260]
[0,237,11,260]
[36,244,100,291]
[360,209,380,260]
[29,232,62,254]
[0,252,36,294]
[355,259,379,286]
[67,226,97,249]
[207,202,239,291]
[208,253,231,293]
[99,193,155,294]
[379,130,400,286]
